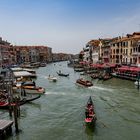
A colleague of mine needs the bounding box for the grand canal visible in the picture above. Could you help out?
[1,61,140,140]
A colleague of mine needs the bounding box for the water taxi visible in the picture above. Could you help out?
[13,81,45,94]
[76,78,93,87]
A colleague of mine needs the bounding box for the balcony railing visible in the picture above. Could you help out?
[132,52,140,56]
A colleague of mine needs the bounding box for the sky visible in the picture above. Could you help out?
[0,0,140,54]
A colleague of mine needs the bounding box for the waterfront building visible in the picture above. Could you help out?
[32,46,52,63]
[132,40,140,66]
[0,37,14,68]
[83,44,90,62]
[110,32,140,65]
[29,47,39,63]
[110,37,122,64]
[36,46,48,62]
[100,39,112,63]
[0,47,2,72]
[14,45,52,63]
[83,40,100,64]
[81,32,140,66]
[47,47,53,62]
[52,53,72,62]
[15,46,30,63]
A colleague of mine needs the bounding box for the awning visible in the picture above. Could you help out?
[79,61,89,65]
[13,71,33,78]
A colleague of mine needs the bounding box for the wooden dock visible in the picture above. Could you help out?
[0,119,13,138]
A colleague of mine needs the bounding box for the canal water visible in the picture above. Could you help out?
[1,61,140,140]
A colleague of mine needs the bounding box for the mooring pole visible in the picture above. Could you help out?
[138,72,139,89]
[8,95,12,117]
[13,103,19,132]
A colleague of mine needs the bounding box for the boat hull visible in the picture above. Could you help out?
[85,96,96,127]
[57,72,69,77]
[76,79,93,87]
[13,87,45,94]
[48,77,57,82]
[134,81,140,86]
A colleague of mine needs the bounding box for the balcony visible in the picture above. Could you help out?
[132,52,140,56]
[102,55,110,58]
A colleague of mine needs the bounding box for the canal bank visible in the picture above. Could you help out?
[1,61,140,140]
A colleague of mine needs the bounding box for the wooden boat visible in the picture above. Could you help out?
[57,72,69,77]
[0,99,26,109]
[40,63,47,67]
[90,73,99,79]
[134,81,140,86]
[48,76,57,82]
[22,94,41,102]
[98,74,103,80]
[13,81,45,94]
[103,74,112,80]
[85,96,96,125]
[74,68,84,72]
[76,78,93,87]
[0,95,41,109]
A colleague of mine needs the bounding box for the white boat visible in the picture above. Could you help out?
[48,76,57,82]
[13,81,45,94]
[134,81,140,86]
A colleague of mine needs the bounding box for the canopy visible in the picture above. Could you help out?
[90,63,116,68]
[79,61,89,65]
[13,71,33,78]
[117,66,140,72]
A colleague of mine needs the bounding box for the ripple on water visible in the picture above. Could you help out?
[3,62,140,140]
[89,85,114,92]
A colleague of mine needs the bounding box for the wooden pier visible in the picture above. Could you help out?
[0,119,13,138]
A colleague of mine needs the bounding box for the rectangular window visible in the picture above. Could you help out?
[126,49,128,55]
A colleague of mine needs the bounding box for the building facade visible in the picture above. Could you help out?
[80,32,140,66]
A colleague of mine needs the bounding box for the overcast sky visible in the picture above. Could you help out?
[0,0,140,54]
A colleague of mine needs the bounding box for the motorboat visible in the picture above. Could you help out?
[134,81,140,86]
[13,81,45,94]
[48,75,57,82]
[76,78,93,87]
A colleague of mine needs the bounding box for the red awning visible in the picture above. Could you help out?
[90,63,116,68]
[118,66,140,72]
[79,61,89,65]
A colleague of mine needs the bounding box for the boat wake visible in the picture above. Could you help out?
[45,91,86,97]
[45,91,68,96]
[89,86,113,92]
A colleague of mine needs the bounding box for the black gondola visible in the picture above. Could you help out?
[56,71,69,77]
[0,99,26,109]
[85,96,96,126]
[0,95,41,109]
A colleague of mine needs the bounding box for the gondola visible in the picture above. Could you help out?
[103,74,112,80]
[22,94,41,102]
[85,96,96,126]
[76,78,93,87]
[0,99,26,109]
[56,72,69,77]
[0,95,41,110]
